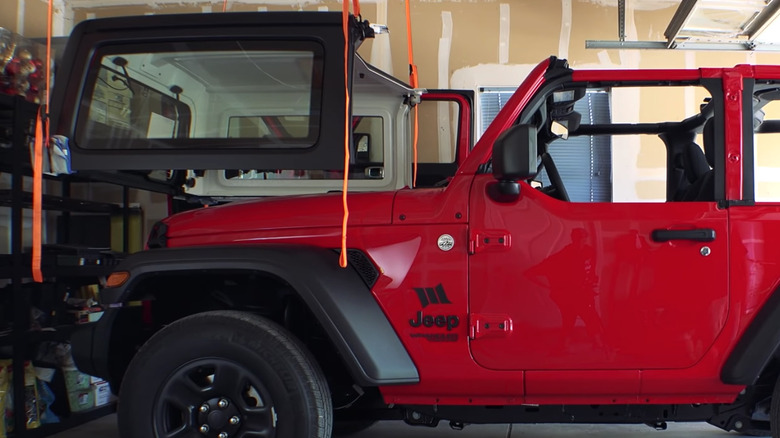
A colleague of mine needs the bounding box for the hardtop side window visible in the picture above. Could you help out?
[417,99,462,164]
[75,40,323,150]
[415,95,469,187]
[222,115,385,181]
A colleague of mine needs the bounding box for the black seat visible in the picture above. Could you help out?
[680,120,715,202]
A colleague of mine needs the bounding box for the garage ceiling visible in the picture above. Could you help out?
[587,0,780,51]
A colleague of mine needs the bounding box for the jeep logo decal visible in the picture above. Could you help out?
[413,283,451,308]
[409,284,460,333]
[409,311,459,331]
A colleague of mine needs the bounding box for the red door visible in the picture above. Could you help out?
[468,175,729,372]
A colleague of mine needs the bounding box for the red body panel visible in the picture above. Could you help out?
[572,69,702,82]
[722,71,744,201]
[468,175,729,371]
[164,192,395,247]
[364,223,525,405]
[728,206,780,329]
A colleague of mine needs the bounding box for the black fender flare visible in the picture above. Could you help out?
[722,284,780,385]
[72,245,419,386]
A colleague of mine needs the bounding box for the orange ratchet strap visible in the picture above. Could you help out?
[32,0,54,282]
[339,0,360,268]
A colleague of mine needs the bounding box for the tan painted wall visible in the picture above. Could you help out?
[1,1,19,33]
[2,0,50,36]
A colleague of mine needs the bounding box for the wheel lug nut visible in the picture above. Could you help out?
[199,404,209,413]
[229,416,240,425]
[218,398,229,409]
[199,424,209,434]
[218,432,228,438]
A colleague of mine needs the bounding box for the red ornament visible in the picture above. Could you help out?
[4,58,21,77]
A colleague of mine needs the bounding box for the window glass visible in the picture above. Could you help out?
[417,100,461,163]
[228,116,310,139]
[223,116,385,181]
[76,41,322,150]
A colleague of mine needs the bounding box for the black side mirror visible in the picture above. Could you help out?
[491,124,538,201]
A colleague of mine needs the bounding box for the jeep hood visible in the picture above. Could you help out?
[162,192,396,244]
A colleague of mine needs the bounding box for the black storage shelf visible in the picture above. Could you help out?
[0,252,121,279]
[0,190,122,214]
[0,325,78,347]
[1,94,126,437]
[21,404,117,438]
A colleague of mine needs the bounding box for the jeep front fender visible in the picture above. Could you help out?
[71,245,419,386]
[722,284,780,385]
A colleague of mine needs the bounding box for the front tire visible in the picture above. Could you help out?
[118,310,332,438]
[771,375,780,438]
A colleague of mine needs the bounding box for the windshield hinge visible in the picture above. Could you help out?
[469,313,513,340]
[468,230,511,255]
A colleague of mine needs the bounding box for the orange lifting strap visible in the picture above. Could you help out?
[32,0,53,283]
[339,0,361,268]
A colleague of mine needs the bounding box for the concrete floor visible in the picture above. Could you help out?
[49,414,754,438]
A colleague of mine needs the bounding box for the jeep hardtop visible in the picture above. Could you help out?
[55,10,780,438]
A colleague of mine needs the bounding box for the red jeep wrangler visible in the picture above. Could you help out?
[57,11,780,438]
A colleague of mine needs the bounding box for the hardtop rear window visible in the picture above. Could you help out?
[75,40,323,151]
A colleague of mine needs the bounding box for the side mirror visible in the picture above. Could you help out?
[491,124,538,202]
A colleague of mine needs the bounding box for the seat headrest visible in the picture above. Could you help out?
[703,119,715,168]
[683,142,710,183]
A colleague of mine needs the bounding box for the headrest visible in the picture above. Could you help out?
[703,119,715,168]
[683,142,710,183]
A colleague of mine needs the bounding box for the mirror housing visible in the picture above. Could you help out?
[493,124,538,181]
[491,124,538,202]
[550,87,585,114]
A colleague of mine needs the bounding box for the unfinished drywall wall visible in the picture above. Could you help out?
[0,1,20,33]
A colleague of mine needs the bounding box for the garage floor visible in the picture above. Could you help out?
[49,414,749,438]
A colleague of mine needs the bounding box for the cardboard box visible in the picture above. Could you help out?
[67,390,93,413]
[62,368,90,392]
[91,381,111,407]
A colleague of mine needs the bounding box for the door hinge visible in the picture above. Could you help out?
[468,230,511,255]
[469,313,513,340]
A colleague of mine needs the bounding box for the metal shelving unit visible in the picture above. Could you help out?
[0,93,121,437]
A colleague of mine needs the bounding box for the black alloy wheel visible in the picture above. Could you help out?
[118,310,332,438]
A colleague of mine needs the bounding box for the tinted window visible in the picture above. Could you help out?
[223,116,385,181]
[76,41,323,150]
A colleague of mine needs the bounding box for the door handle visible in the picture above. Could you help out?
[651,228,716,242]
